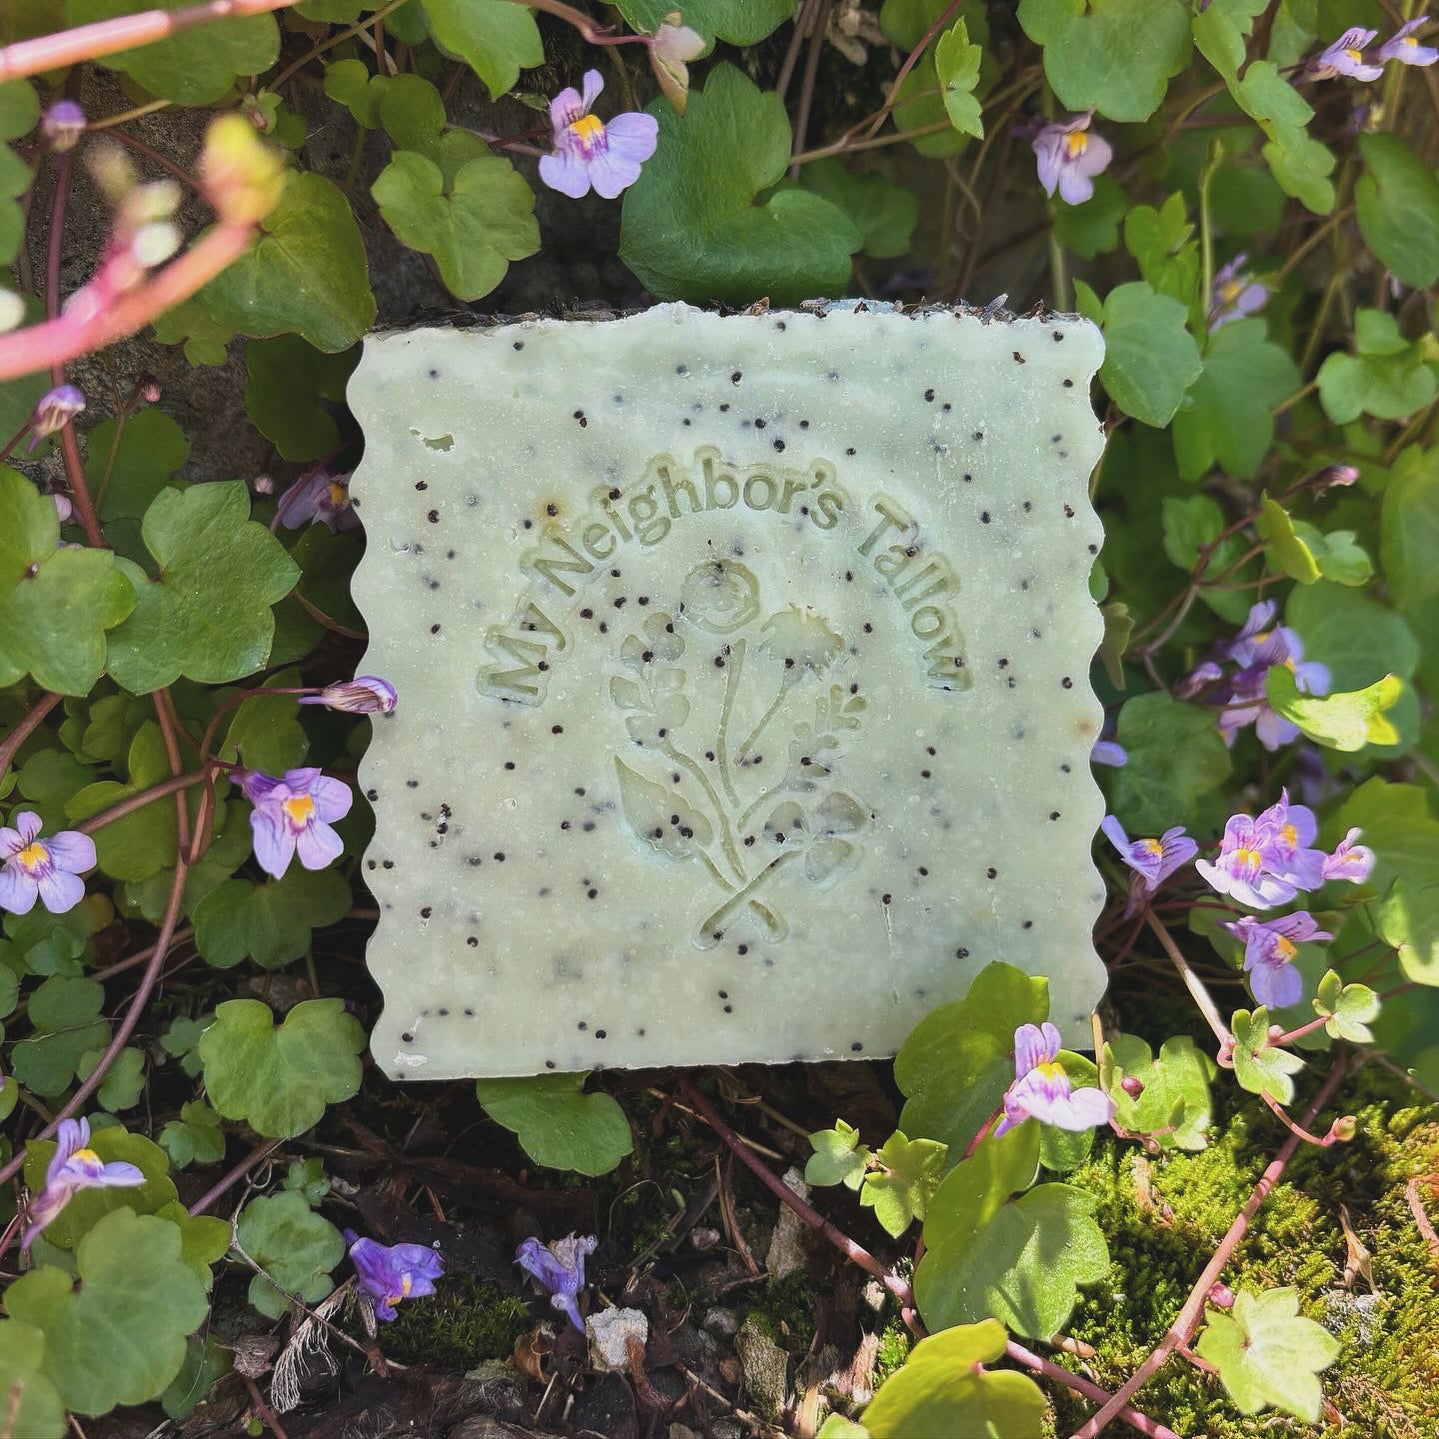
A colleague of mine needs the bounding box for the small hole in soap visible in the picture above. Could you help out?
[1023,920,1034,930]
[731,370,742,384]
[596,1029,607,1039]
[1062,676,1074,689]
[504,761,515,770]
[719,402,730,412]
[494,851,506,861]
[851,1041,863,1052]
[467,936,478,946]
[1050,810,1061,820]
[552,724,564,734]
[401,1031,414,1042]
[987,867,998,879]
[980,512,991,524]
[924,388,935,402]
[882,893,892,905]
[955,947,969,958]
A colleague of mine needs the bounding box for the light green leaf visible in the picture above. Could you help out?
[1285,581,1419,693]
[1017,0,1192,121]
[160,1100,228,1169]
[1289,521,1372,587]
[0,143,33,266]
[860,1131,948,1237]
[1266,667,1403,751]
[895,961,1048,1156]
[916,1121,1108,1338]
[64,0,278,104]
[620,65,862,307]
[935,19,983,138]
[105,481,300,693]
[1102,1033,1214,1150]
[162,1335,232,1421]
[1099,600,1133,689]
[9,975,110,1096]
[193,868,352,970]
[244,335,359,462]
[1123,193,1199,306]
[805,1119,872,1189]
[199,998,366,1138]
[377,74,490,185]
[817,1418,871,1438]
[220,674,310,774]
[1173,319,1299,479]
[422,0,543,98]
[796,159,919,261]
[1107,691,1232,835]
[1256,494,1320,583]
[66,722,179,883]
[1355,132,1439,289]
[1231,1007,1305,1104]
[82,1045,145,1112]
[372,151,539,302]
[85,408,190,523]
[1380,446,1439,695]
[1074,280,1202,428]
[237,1190,346,1317]
[324,56,388,128]
[6,1210,209,1414]
[1313,969,1378,1043]
[475,1071,633,1176]
[857,1318,1047,1438]
[1194,1287,1340,1421]
[615,0,792,45]
[0,1321,65,1439]
[0,80,39,139]
[150,297,232,366]
[200,172,376,353]
[0,468,136,696]
[1317,308,1437,424]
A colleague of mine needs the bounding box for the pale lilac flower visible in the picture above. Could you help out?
[238,768,352,879]
[1224,911,1331,1009]
[1323,826,1375,883]
[1378,17,1438,66]
[1307,27,1384,81]
[299,676,398,715]
[22,1118,144,1249]
[1212,601,1330,751]
[516,1233,597,1331]
[539,70,658,201]
[276,464,359,533]
[1091,740,1127,767]
[1209,253,1267,330]
[994,1022,1114,1136]
[1196,791,1327,909]
[1255,788,1328,890]
[1101,816,1197,916]
[345,1230,444,1321]
[0,811,96,916]
[1176,660,1225,701]
[1032,112,1113,206]
[42,101,86,153]
[29,384,85,446]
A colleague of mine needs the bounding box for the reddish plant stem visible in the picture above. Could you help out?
[90,926,194,982]
[864,0,966,140]
[1145,911,1230,1048]
[76,768,210,834]
[0,0,303,81]
[243,1375,290,1439]
[1006,1341,1181,1439]
[1070,1056,1351,1438]
[153,690,192,856]
[0,850,190,1189]
[0,691,63,782]
[188,1136,284,1216]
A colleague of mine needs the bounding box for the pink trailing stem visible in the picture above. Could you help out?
[0,0,304,82]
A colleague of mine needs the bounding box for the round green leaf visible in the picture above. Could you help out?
[199,998,366,1138]
[199,172,376,353]
[0,1320,66,1439]
[6,1209,209,1415]
[1074,280,1202,428]
[1105,690,1233,835]
[475,1071,633,1175]
[236,1190,346,1317]
[105,480,300,693]
[193,868,352,970]
[244,335,359,463]
[796,159,919,261]
[1355,132,1439,289]
[620,64,862,307]
[85,408,190,524]
[373,151,539,302]
[10,976,110,1097]
[63,0,278,105]
[423,0,543,98]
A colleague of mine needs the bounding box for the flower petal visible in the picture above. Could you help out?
[539,151,592,198]
[295,820,344,871]
[0,866,38,914]
[42,829,96,874]
[37,869,85,914]
[250,810,296,879]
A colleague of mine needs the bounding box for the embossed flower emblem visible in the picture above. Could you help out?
[620,610,686,666]
[680,559,760,634]
[758,605,844,674]
[762,792,868,884]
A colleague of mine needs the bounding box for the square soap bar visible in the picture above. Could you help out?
[350,302,1109,1080]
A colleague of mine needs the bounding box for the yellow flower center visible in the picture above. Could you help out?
[283,795,316,824]
[327,481,348,508]
[1402,35,1419,47]
[1140,838,1164,857]
[1235,846,1262,870]
[569,113,605,145]
[1064,131,1088,158]
[1219,277,1246,304]
[1036,1061,1067,1083]
[1281,823,1298,847]
[384,1275,414,1306]
[72,1147,101,1165]
[16,841,48,872]
[1274,936,1298,961]
[1344,47,1364,63]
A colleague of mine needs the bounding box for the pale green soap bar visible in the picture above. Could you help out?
[349,302,1108,1079]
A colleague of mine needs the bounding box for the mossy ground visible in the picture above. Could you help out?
[381,1277,533,1370]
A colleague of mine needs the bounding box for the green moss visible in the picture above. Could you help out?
[1035,1061,1439,1437]
[873,1315,913,1386]
[381,1277,532,1369]
[744,1271,821,1354]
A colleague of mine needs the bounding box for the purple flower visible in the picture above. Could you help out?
[1307,27,1384,80]
[345,1231,444,1321]
[238,768,352,879]
[1322,826,1375,884]
[1378,17,1438,66]
[29,384,85,446]
[1176,659,1225,700]
[539,70,658,201]
[1032,112,1113,206]
[0,811,96,916]
[994,1023,1115,1137]
[1256,788,1328,890]
[42,100,86,152]
[1224,911,1331,1009]
[276,464,359,532]
[22,1118,145,1249]
[1213,602,1330,752]
[1101,816,1197,916]
[1314,463,1360,494]
[1196,790,1327,909]
[298,676,398,715]
[1209,253,1267,330]
[516,1232,597,1331]
[1091,740,1127,767]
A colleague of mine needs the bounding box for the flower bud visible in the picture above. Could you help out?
[1314,463,1360,494]
[139,376,162,405]
[299,676,399,715]
[53,492,74,524]
[253,473,275,496]
[1328,1114,1357,1144]
[649,15,705,114]
[42,100,86,153]
[200,113,286,226]
[30,384,85,441]
[1120,1075,1145,1099]
[1207,1282,1235,1308]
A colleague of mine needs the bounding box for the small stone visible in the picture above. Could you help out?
[668,1426,702,1439]
[586,1305,649,1372]
[702,1305,740,1337]
[765,1167,812,1279]
[734,1316,790,1421]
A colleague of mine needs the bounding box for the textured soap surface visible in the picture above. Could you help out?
[350,302,1109,1079]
